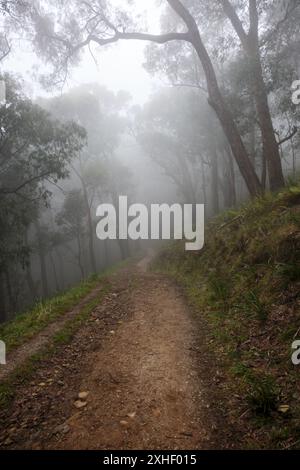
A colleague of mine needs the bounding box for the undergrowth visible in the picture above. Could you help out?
[152,184,300,449]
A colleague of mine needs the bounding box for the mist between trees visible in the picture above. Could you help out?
[0,0,299,322]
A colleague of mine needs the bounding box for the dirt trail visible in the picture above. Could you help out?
[0,257,225,450]
[55,275,210,449]
[0,285,104,382]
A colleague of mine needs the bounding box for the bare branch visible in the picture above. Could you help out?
[0,172,52,195]
[0,38,11,62]
[73,31,191,53]
[248,0,258,41]
[276,126,298,147]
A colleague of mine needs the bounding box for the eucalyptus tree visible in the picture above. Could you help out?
[43,84,131,272]
[136,89,208,206]
[4,0,262,196]
[218,0,290,190]
[146,0,300,190]
[136,87,237,213]
[4,1,300,193]
[56,190,87,280]
[0,74,86,321]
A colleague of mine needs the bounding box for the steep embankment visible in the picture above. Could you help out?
[153,186,300,449]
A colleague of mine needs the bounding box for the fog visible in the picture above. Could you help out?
[0,0,299,321]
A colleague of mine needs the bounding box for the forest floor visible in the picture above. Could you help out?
[0,255,235,450]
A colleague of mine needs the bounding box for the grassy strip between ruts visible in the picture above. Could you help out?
[0,258,131,353]
[0,282,110,409]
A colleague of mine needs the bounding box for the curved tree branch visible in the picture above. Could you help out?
[71,31,191,55]
[276,126,298,147]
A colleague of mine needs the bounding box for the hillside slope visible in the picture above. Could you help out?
[152,186,300,449]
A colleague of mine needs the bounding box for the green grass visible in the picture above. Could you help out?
[52,285,109,345]
[246,375,279,416]
[0,256,136,410]
[0,256,134,409]
[0,282,111,409]
[0,256,132,353]
[0,276,101,352]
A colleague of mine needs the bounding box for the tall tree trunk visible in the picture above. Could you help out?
[39,249,49,298]
[228,149,237,206]
[200,156,207,205]
[82,182,97,274]
[177,153,198,204]
[168,0,262,196]
[76,235,85,280]
[24,230,38,300]
[291,137,296,177]
[249,99,256,168]
[211,146,220,214]
[221,0,285,191]
[248,45,285,191]
[55,248,65,290]
[261,151,267,189]
[50,251,60,292]
[103,239,109,268]
[111,193,131,261]
[194,37,261,195]
[223,144,237,207]
[4,267,16,316]
[0,271,6,323]
[26,261,37,301]
[118,239,130,261]
[190,38,261,196]
[35,222,49,298]
[73,165,98,275]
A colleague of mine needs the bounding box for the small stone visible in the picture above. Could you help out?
[127,412,136,419]
[120,420,129,427]
[54,424,70,435]
[78,391,89,400]
[74,400,87,409]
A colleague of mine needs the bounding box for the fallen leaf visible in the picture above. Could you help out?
[278,405,290,414]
